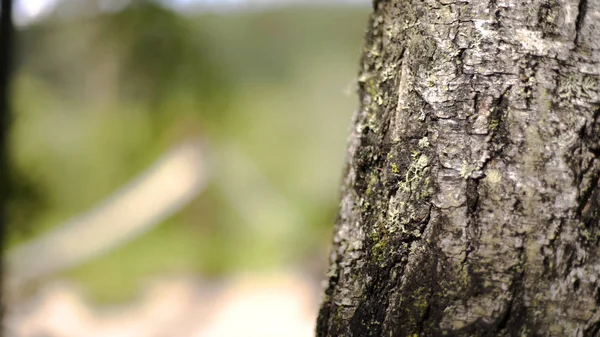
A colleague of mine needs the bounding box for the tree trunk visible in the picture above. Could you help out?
[317,0,600,335]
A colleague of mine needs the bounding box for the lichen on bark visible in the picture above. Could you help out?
[317,0,600,335]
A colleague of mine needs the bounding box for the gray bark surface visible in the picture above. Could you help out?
[317,0,600,335]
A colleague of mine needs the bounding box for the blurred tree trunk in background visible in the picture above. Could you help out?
[317,0,600,335]
[0,0,13,324]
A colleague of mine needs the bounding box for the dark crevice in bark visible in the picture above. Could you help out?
[577,110,600,232]
[578,165,599,211]
[316,300,335,336]
[350,252,406,336]
[574,0,588,45]
[573,278,581,291]
[413,245,439,337]
[462,178,480,269]
[389,236,446,337]
[417,300,432,336]
[585,321,600,337]
[580,176,599,230]
[494,294,517,332]
[444,247,529,336]
[466,179,480,215]
[544,218,564,279]
[473,91,480,116]
[562,244,578,277]
[584,108,600,158]
[495,246,527,333]
[487,86,512,157]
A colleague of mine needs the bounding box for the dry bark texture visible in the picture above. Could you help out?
[316,0,600,335]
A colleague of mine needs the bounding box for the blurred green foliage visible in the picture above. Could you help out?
[9,1,369,303]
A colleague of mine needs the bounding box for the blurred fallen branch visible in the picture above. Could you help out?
[212,141,303,242]
[6,139,209,292]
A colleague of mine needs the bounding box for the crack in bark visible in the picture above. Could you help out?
[581,174,599,228]
[494,244,526,333]
[462,178,480,269]
[486,86,512,155]
[415,241,437,337]
[585,321,600,337]
[574,0,588,46]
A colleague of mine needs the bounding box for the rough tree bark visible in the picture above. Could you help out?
[317,0,600,335]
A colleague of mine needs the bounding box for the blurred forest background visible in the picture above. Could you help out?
[4,0,369,335]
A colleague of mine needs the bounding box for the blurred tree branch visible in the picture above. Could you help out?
[1,0,14,324]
